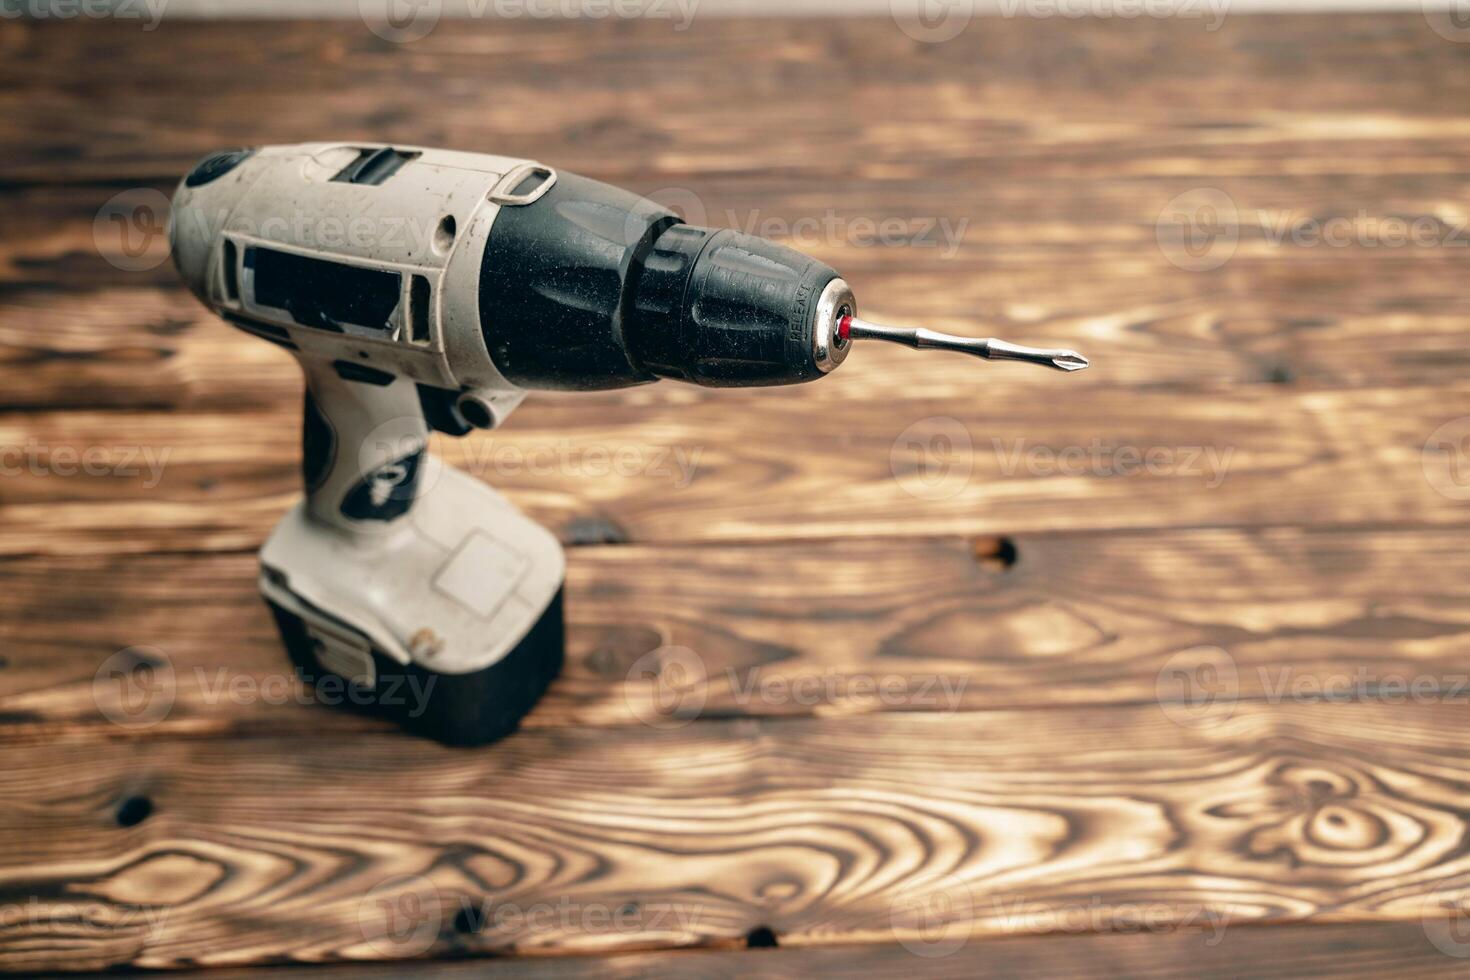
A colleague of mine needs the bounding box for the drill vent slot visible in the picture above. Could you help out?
[247,246,400,336]
[221,240,240,302]
[410,275,432,345]
[330,147,421,186]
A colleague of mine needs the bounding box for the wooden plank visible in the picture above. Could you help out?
[11,166,1470,407]
[0,379,1462,557]
[52,920,1470,979]
[5,14,1470,978]
[20,171,1470,289]
[0,287,293,411]
[8,16,1470,412]
[5,17,1470,184]
[10,248,1470,410]
[9,17,1470,418]
[3,701,1470,972]
[4,526,1470,743]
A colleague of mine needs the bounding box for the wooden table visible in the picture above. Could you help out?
[5,12,1470,977]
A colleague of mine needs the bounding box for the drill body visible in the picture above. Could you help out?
[172,142,1085,744]
[170,142,856,744]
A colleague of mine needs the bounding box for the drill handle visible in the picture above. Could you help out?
[298,357,431,534]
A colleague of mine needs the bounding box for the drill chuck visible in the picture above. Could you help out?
[478,171,849,390]
[629,224,853,385]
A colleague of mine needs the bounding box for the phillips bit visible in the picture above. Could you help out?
[838,315,1089,373]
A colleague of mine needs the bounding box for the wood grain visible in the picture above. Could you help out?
[4,702,1470,972]
[0,379,1463,557]
[59,920,1470,979]
[5,528,1470,742]
[13,247,1470,410]
[10,17,1470,417]
[12,172,1470,406]
[5,12,1470,977]
[5,17,1470,184]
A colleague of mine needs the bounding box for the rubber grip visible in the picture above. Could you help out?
[298,357,429,533]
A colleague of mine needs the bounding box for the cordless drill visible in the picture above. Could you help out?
[170,142,1086,745]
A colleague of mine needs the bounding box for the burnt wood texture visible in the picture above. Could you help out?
[4,11,1470,978]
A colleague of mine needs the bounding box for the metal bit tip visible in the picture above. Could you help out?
[988,339,1091,372]
[842,317,1089,373]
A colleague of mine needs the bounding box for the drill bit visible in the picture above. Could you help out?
[839,316,1089,372]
